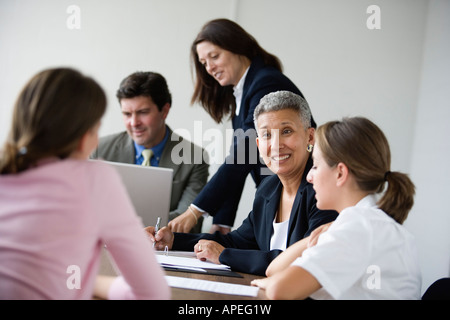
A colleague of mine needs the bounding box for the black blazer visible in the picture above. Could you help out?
[173,157,338,276]
[193,56,316,226]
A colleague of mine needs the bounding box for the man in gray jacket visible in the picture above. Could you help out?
[91,72,208,232]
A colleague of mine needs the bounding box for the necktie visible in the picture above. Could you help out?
[141,149,153,166]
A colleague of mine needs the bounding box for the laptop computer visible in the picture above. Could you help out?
[97,160,173,228]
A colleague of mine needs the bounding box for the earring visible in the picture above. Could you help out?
[307,144,313,153]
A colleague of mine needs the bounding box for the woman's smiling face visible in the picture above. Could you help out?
[196,41,250,87]
[256,109,314,179]
[307,143,340,211]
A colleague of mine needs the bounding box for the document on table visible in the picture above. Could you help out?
[156,252,231,271]
[165,275,260,297]
[156,250,197,258]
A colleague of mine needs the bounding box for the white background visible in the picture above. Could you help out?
[1,0,448,295]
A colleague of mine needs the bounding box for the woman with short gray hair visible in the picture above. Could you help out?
[254,90,312,131]
[148,91,337,276]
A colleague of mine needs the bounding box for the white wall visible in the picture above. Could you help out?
[1,0,448,295]
[405,0,450,294]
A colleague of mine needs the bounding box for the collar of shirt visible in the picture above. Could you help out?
[134,126,169,166]
[355,194,377,208]
[233,67,250,116]
[338,194,378,217]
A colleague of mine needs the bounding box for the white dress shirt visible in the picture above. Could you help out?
[233,67,249,116]
[292,194,422,299]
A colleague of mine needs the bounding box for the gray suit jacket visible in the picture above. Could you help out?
[91,127,209,230]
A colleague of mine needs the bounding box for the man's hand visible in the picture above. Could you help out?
[144,226,174,250]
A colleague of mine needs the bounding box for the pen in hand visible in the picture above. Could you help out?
[153,216,161,248]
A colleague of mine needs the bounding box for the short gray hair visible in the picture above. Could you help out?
[253,91,312,129]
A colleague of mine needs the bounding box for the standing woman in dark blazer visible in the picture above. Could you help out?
[169,18,316,234]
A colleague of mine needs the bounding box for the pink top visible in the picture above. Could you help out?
[0,158,170,300]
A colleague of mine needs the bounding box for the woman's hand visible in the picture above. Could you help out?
[168,207,201,233]
[194,240,225,264]
[307,222,333,248]
[209,224,231,234]
[250,277,270,290]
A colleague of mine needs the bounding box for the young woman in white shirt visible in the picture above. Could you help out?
[251,116,421,299]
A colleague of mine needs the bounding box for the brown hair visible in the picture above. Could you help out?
[116,71,171,111]
[315,117,415,224]
[0,68,106,174]
[190,18,282,123]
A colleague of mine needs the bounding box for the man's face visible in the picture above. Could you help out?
[120,96,169,148]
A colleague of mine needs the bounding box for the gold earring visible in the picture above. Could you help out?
[307,144,313,153]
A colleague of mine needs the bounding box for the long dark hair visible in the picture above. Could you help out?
[190,18,282,123]
[0,68,106,174]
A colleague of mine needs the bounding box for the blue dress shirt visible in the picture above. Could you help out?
[134,126,169,166]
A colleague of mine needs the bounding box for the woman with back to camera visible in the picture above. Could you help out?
[0,68,170,300]
[169,18,316,234]
[251,117,421,299]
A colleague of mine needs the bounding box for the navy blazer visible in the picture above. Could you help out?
[193,56,316,226]
[173,157,338,276]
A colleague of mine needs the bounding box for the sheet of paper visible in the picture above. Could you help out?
[155,250,196,258]
[165,276,259,297]
[156,253,231,271]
